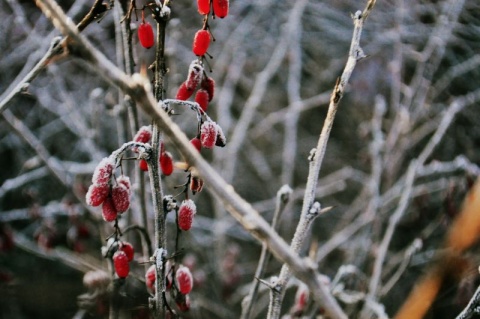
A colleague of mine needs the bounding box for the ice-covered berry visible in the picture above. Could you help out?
[138,21,155,49]
[175,265,193,294]
[192,30,211,56]
[200,121,218,149]
[145,264,156,293]
[190,137,202,152]
[112,184,130,213]
[139,159,149,172]
[92,157,115,185]
[160,151,174,176]
[120,242,134,262]
[102,197,118,222]
[213,0,229,18]
[176,81,195,101]
[197,0,210,15]
[116,176,131,191]
[134,125,153,143]
[178,199,196,231]
[185,60,204,91]
[195,89,209,112]
[113,250,130,278]
[86,183,110,207]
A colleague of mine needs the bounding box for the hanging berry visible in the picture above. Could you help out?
[195,89,209,112]
[213,0,229,18]
[201,76,215,102]
[86,183,110,207]
[92,157,115,185]
[178,199,197,231]
[190,137,202,152]
[160,151,174,176]
[175,265,194,294]
[138,12,155,49]
[113,250,130,278]
[102,197,118,222]
[120,242,135,262]
[186,60,204,90]
[176,81,195,101]
[200,121,218,149]
[112,184,130,213]
[134,125,153,143]
[193,30,211,56]
[139,159,149,171]
[197,0,210,15]
[145,264,156,293]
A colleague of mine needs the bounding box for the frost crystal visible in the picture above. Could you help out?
[175,265,194,294]
[186,60,204,91]
[86,183,110,207]
[133,125,152,144]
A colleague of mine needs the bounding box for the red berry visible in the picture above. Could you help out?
[145,264,156,293]
[178,199,196,231]
[190,137,202,152]
[138,22,155,49]
[102,197,118,222]
[201,77,215,102]
[176,81,195,101]
[192,30,211,56]
[112,184,130,213]
[215,123,227,147]
[213,0,229,18]
[200,121,218,149]
[190,176,204,194]
[86,183,110,207]
[120,242,134,262]
[186,60,204,91]
[175,266,193,294]
[134,125,152,143]
[160,151,174,176]
[139,159,149,171]
[113,251,130,278]
[197,0,210,15]
[195,89,209,112]
[116,176,131,191]
[92,157,115,185]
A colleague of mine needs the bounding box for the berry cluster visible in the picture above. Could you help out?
[145,262,194,313]
[86,158,132,222]
[196,0,229,19]
[134,125,174,175]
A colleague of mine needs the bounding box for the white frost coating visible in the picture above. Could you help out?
[215,123,227,146]
[200,121,218,149]
[180,199,197,215]
[186,60,204,90]
[92,157,115,184]
[160,5,171,18]
[116,175,131,191]
[133,125,152,143]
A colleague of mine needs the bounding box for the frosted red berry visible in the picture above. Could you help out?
[116,176,131,191]
[195,89,209,112]
[102,197,118,222]
[176,266,194,294]
[113,250,130,278]
[197,0,210,15]
[139,159,149,171]
[86,183,110,207]
[201,77,215,102]
[213,0,229,18]
[190,137,202,152]
[92,157,115,185]
[112,184,130,213]
[176,81,194,101]
[193,30,211,56]
[138,22,155,49]
[120,242,134,262]
[178,199,196,231]
[145,264,156,293]
[176,294,190,312]
[134,125,153,143]
[200,121,218,149]
[186,60,204,91]
[160,151,174,176]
